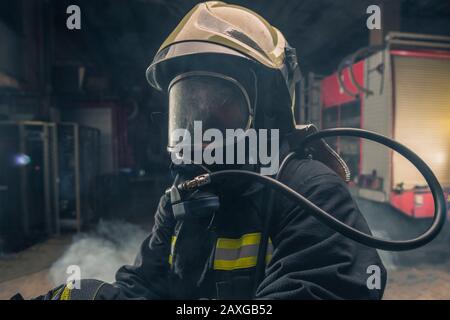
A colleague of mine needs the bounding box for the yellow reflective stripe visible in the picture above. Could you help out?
[214,233,274,270]
[169,235,177,265]
[51,287,64,300]
[214,256,258,271]
[60,286,71,300]
[171,236,177,248]
[216,233,261,250]
[168,232,274,269]
[214,253,273,270]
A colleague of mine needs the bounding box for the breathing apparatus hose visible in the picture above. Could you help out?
[177,128,447,294]
[179,128,446,251]
[252,150,298,293]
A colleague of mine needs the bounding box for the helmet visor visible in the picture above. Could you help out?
[168,71,251,150]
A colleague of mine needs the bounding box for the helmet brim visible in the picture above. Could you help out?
[146,41,253,91]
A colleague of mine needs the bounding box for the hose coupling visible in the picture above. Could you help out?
[178,174,211,191]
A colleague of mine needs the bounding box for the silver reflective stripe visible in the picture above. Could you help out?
[214,244,259,261]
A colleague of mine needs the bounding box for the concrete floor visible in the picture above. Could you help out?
[383,263,450,300]
[0,236,71,299]
[1,231,449,300]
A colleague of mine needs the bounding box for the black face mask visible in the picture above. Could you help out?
[167,71,252,152]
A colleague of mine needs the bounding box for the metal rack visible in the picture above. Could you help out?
[0,121,58,251]
[0,121,101,251]
[57,122,100,232]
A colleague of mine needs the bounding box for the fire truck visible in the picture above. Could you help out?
[300,32,450,219]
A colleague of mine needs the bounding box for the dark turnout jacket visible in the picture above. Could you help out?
[112,158,387,299]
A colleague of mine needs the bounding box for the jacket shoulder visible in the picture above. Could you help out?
[278,158,343,188]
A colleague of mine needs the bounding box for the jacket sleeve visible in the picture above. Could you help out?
[255,159,387,300]
[112,194,176,299]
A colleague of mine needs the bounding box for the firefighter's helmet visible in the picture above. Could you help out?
[146,1,301,147]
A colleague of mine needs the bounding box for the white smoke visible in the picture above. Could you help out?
[49,220,148,285]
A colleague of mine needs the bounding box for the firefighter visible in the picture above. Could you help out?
[33,1,386,300]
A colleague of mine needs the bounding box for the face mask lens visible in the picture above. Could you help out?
[168,73,250,149]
